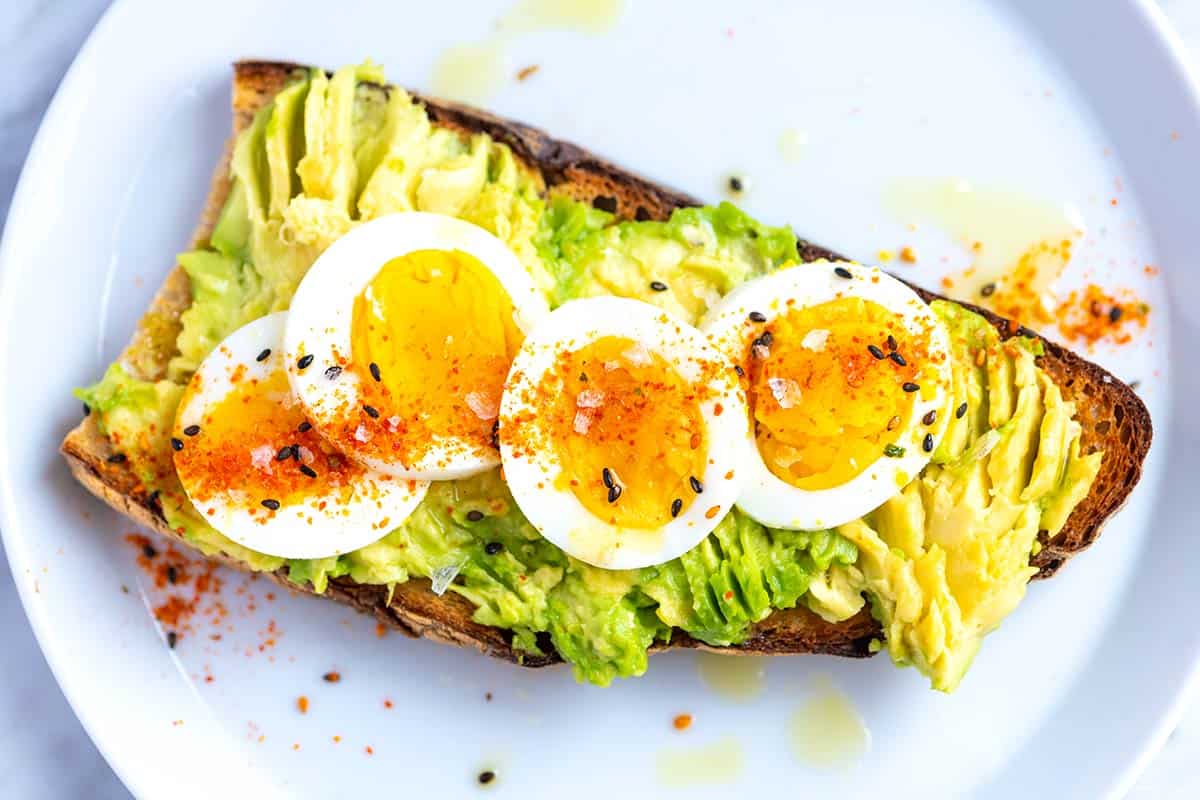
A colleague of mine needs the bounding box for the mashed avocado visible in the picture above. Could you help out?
[78,64,1100,689]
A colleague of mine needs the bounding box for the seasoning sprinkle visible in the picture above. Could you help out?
[256,348,271,362]
[689,476,704,494]
[276,445,294,461]
[601,467,615,489]
[868,344,885,360]
[478,771,496,786]
[296,354,314,370]
[649,280,669,292]
[466,510,485,522]
[922,409,937,426]
[363,404,380,419]
[142,544,157,559]
[902,382,920,393]
[748,311,767,323]
[607,484,622,503]
[923,433,934,453]
[324,365,343,380]
[183,424,201,437]
[300,464,317,479]
[886,334,897,351]
[107,452,128,463]
[167,565,178,585]
[261,498,281,511]
[956,401,968,419]
[298,421,312,433]
[369,361,382,382]
[834,265,854,279]
[170,438,184,452]
[166,631,178,649]
[484,541,503,556]
[670,498,683,518]
[889,351,907,367]
[980,283,997,298]
[323,671,341,683]
[886,415,901,431]
[883,444,905,458]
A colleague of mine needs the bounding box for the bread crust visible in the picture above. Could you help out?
[60,60,1151,669]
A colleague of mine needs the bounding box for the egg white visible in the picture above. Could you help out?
[499,297,746,570]
[700,262,953,531]
[173,312,429,559]
[284,212,550,481]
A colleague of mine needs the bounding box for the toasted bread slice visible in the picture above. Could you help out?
[61,61,1151,669]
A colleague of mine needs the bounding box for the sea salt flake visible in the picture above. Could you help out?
[801,329,830,352]
[297,446,315,465]
[576,388,606,408]
[621,342,652,366]
[250,445,275,473]
[767,377,802,409]
[573,410,594,434]
[465,391,499,420]
[354,424,372,443]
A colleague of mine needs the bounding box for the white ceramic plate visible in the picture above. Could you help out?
[1,1,1197,797]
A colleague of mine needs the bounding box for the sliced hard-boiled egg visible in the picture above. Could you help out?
[499,297,746,570]
[701,262,953,530]
[172,312,429,559]
[284,213,549,481]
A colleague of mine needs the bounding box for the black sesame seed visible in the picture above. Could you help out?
[748,311,767,323]
[592,195,618,213]
[261,498,281,511]
[298,421,312,433]
[256,348,271,362]
[276,446,294,461]
[183,424,201,437]
[671,498,683,518]
[1109,306,1123,323]
[484,541,503,555]
[728,176,744,193]
[834,266,853,279]
[889,351,907,367]
[142,544,157,559]
[758,331,773,347]
[1129,380,1142,391]
[980,283,997,298]
[734,365,745,377]
[902,382,920,393]
[490,421,500,449]
[466,510,485,522]
[291,445,301,461]
[923,433,934,453]
[868,344,885,360]
[166,631,178,649]
[886,334,897,351]
[167,565,178,585]
[300,464,317,478]
[170,438,184,452]
[82,402,91,416]
[324,365,343,380]
[478,771,496,785]
[363,404,380,419]
[296,354,314,370]
[369,361,382,382]
[922,409,937,426]
[607,484,622,503]
[883,444,905,458]
[107,452,128,463]
[689,476,704,494]
[601,467,615,489]
[956,402,968,419]
[650,280,669,292]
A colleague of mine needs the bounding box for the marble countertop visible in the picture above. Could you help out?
[0,1,1197,797]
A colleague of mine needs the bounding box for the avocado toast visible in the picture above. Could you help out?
[61,61,1152,690]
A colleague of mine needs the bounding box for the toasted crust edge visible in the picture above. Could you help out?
[60,59,1151,670]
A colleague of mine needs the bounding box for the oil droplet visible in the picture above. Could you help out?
[696,651,766,701]
[656,736,744,786]
[501,0,626,34]
[884,178,1085,324]
[430,41,508,105]
[790,675,870,768]
[778,128,808,164]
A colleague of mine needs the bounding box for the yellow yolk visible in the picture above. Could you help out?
[545,336,708,529]
[174,369,366,515]
[746,298,926,490]
[349,249,523,466]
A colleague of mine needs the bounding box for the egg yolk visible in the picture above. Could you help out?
[174,369,368,517]
[745,298,928,490]
[541,335,708,529]
[347,249,523,467]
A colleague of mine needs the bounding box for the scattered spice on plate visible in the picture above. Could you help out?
[673,713,693,731]
[515,64,540,81]
[297,696,309,714]
[323,670,341,683]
